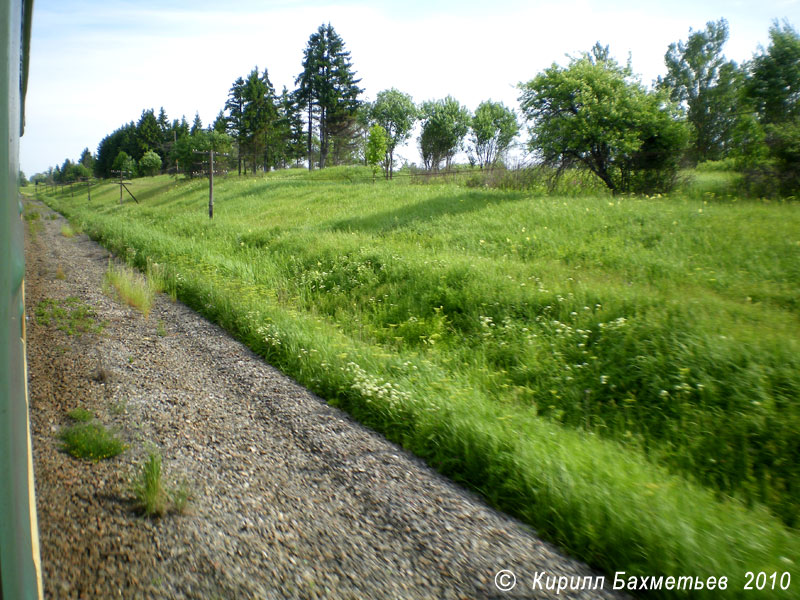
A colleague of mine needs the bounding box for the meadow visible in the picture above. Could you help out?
[36,167,799,597]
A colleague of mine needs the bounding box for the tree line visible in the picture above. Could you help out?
[31,18,800,195]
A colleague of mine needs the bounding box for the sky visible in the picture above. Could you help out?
[20,0,800,176]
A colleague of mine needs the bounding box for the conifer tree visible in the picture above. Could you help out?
[225,76,247,174]
[295,23,362,169]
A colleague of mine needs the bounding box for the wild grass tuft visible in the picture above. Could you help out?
[131,451,192,517]
[103,261,154,317]
[170,479,193,515]
[60,223,76,237]
[146,257,178,301]
[67,407,94,422]
[59,422,126,461]
[131,451,167,517]
[23,209,40,221]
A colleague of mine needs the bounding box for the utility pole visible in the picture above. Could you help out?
[110,170,138,204]
[193,149,228,219]
[80,177,92,202]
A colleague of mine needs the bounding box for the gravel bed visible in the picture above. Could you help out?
[25,198,627,599]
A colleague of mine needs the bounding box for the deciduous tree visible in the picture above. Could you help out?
[470,100,519,169]
[658,19,741,162]
[112,151,136,177]
[371,89,417,178]
[365,124,388,180]
[745,20,800,125]
[519,48,688,194]
[418,97,471,171]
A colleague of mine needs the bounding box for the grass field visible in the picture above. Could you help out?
[35,167,799,597]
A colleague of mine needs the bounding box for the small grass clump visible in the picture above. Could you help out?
[170,479,193,515]
[59,422,126,461]
[103,261,154,317]
[34,297,104,337]
[23,208,40,221]
[131,451,192,517]
[60,223,76,238]
[131,452,167,516]
[26,214,44,238]
[67,407,94,422]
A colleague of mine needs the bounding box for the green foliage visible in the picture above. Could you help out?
[172,130,233,178]
[190,112,203,135]
[365,124,388,180]
[43,171,800,598]
[746,20,800,126]
[34,297,105,337]
[59,422,126,461]
[95,122,138,178]
[138,150,162,177]
[136,109,162,157]
[659,19,741,163]
[225,76,247,173]
[519,48,688,194]
[764,117,800,194]
[695,158,741,173]
[470,100,519,168]
[95,108,184,178]
[112,151,136,177]
[295,23,363,169]
[79,147,95,171]
[418,96,471,171]
[371,88,417,177]
[737,21,800,195]
[240,67,279,172]
[55,159,91,183]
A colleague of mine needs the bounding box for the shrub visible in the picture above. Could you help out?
[138,150,162,177]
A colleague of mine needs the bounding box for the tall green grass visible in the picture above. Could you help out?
[36,169,800,597]
[103,261,155,317]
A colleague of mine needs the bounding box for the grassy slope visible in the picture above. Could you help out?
[36,170,799,597]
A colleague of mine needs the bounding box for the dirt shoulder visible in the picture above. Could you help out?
[25,197,624,599]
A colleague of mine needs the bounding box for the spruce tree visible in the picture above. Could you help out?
[225,76,247,174]
[295,23,362,169]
